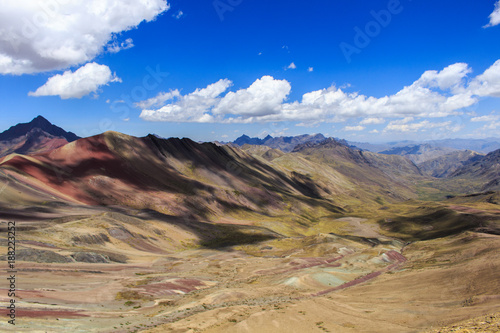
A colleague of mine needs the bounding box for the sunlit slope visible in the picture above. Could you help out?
[0,132,347,226]
[243,138,424,210]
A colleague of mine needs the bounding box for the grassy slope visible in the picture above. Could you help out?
[1,135,500,332]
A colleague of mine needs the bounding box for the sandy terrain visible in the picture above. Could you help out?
[0,207,499,332]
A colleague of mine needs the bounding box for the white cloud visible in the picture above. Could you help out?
[415,63,471,92]
[485,0,500,27]
[287,62,297,70]
[469,60,500,97]
[383,119,452,133]
[344,125,365,131]
[106,38,134,53]
[141,76,291,123]
[214,76,291,118]
[0,0,169,75]
[29,62,121,99]
[481,121,500,130]
[139,60,500,126]
[140,79,232,122]
[134,90,181,109]
[308,67,314,72]
[470,113,500,122]
[173,10,184,19]
[360,117,385,125]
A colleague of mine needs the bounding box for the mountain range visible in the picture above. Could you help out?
[350,138,500,154]
[0,116,499,332]
[2,118,500,209]
[232,133,330,152]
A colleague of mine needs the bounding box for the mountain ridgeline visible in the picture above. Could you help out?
[0,117,500,215]
[232,133,330,152]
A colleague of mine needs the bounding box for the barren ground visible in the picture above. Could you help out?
[0,205,499,332]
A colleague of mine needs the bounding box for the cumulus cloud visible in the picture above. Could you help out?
[134,90,181,109]
[383,119,454,133]
[468,60,500,97]
[29,62,121,99]
[139,60,500,127]
[287,62,297,70]
[415,63,471,92]
[308,67,314,72]
[485,0,500,27]
[360,117,385,125]
[0,0,169,75]
[470,113,500,122]
[214,76,291,118]
[140,79,232,122]
[481,121,500,130]
[343,125,365,131]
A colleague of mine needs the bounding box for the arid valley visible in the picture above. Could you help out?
[0,117,499,332]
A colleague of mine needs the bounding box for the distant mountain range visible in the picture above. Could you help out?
[232,134,500,155]
[0,115,79,157]
[232,133,331,152]
[1,117,500,203]
[418,150,483,178]
[378,144,457,164]
[350,138,500,154]
[230,134,500,180]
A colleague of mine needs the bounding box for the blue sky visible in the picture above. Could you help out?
[1,0,500,142]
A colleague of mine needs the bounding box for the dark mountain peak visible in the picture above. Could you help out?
[292,137,350,152]
[32,115,51,126]
[0,116,80,142]
[263,134,273,141]
[233,134,265,146]
[311,133,326,140]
